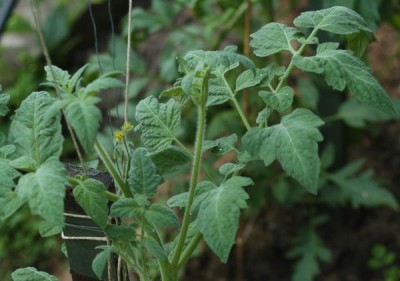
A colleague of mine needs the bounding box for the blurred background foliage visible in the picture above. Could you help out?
[1,0,400,280]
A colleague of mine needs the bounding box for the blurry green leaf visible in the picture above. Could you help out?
[346,30,373,58]
[337,99,392,127]
[355,0,381,30]
[92,246,111,280]
[135,96,181,152]
[12,267,58,281]
[293,47,396,115]
[297,78,319,110]
[197,176,252,262]
[0,158,19,193]
[39,220,63,237]
[84,77,124,95]
[150,145,191,174]
[17,159,67,227]
[64,95,101,155]
[9,92,63,165]
[250,23,302,57]
[167,192,188,209]
[0,93,10,116]
[145,236,168,260]
[129,147,162,197]
[105,225,136,241]
[219,163,245,177]
[129,77,150,99]
[293,6,372,34]
[73,178,109,229]
[110,198,141,218]
[42,5,69,49]
[287,228,331,281]
[145,203,180,228]
[259,86,294,112]
[329,163,398,209]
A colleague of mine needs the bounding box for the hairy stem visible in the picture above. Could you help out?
[124,0,133,125]
[95,139,132,197]
[177,232,203,269]
[171,103,206,267]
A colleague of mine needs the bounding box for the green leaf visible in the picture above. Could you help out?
[242,109,324,194]
[135,96,181,152]
[293,47,396,115]
[235,68,265,92]
[182,45,255,74]
[297,78,319,110]
[42,5,69,49]
[250,22,302,57]
[0,93,10,116]
[39,221,63,237]
[287,228,331,281]
[145,236,168,260]
[12,267,58,281]
[67,64,88,92]
[110,198,141,218]
[128,147,162,197]
[197,176,252,262]
[203,134,238,155]
[337,99,392,127]
[346,30,373,58]
[219,163,246,177]
[150,145,191,174]
[329,162,398,209]
[0,192,24,220]
[0,158,19,193]
[44,65,71,92]
[73,178,109,229]
[84,77,124,95]
[259,86,294,112]
[64,95,101,155]
[92,246,111,280]
[9,92,63,165]
[17,160,67,227]
[144,203,180,228]
[167,192,188,209]
[293,6,372,34]
[105,225,136,241]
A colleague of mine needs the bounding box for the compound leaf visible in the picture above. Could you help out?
[242,109,324,194]
[197,176,252,262]
[287,228,331,281]
[293,6,372,34]
[9,92,63,166]
[135,96,181,152]
[329,162,398,209]
[17,159,67,226]
[128,147,162,197]
[64,95,102,155]
[182,45,255,74]
[250,22,302,57]
[293,47,396,115]
[92,246,112,280]
[12,267,58,281]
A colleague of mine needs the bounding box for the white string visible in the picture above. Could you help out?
[61,231,108,241]
[63,212,92,219]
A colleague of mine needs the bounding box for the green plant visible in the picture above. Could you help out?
[1,5,398,281]
[369,244,400,281]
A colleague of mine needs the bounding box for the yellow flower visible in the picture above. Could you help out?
[122,121,133,132]
[114,130,125,143]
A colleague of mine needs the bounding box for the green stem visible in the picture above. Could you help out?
[95,138,132,197]
[221,74,251,130]
[275,28,320,93]
[171,103,206,267]
[177,232,202,269]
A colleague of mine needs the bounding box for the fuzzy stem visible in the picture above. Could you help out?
[177,232,202,269]
[171,103,206,267]
[124,0,133,125]
[95,139,132,197]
